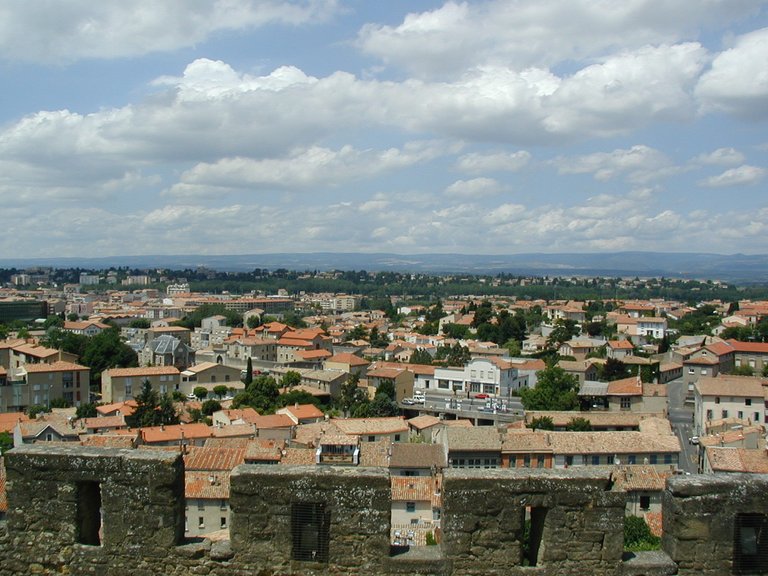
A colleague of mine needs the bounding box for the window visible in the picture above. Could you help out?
[523,455,531,468]
[198,517,204,529]
[640,495,651,510]
[649,455,658,465]
[76,481,102,546]
[628,455,636,465]
[591,455,600,465]
[733,513,768,574]
[738,411,743,419]
[406,502,416,513]
[565,455,573,467]
[722,410,729,419]
[537,455,545,469]
[124,382,132,397]
[746,398,752,406]
[197,499,204,511]
[291,502,330,563]
[706,409,713,420]
[368,435,375,442]
[620,397,631,410]
[701,369,708,376]
[220,517,227,529]
[715,397,720,404]
[688,367,695,374]
[755,412,761,422]
[220,499,227,511]
[664,454,672,465]
[394,434,401,442]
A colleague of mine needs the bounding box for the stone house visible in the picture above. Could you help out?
[101,366,180,403]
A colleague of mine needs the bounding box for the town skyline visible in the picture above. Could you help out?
[1,2,767,258]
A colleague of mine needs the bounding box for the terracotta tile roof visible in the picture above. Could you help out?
[204,437,253,450]
[106,366,180,377]
[295,349,333,360]
[366,367,407,379]
[326,353,370,366]
[407,415,441,430]
[80,435,137,448]
[11,343,59,358]
[612,465,671,492]
[608,340,634,350]
[141,423,213,444]
[705,342,735,356]
[389,443,447,469]
[645,512,663,538]
[359,439,391,467]
[277,337,315,348]
[684,355,720,366]
[251,414,294,430]
[184,362,221,373]
[445,427,502,451]
[706,447,768,473]
[23,361,89,373]
[637,418,673,435]
[185,470,230,499]
[501,430,553,453]
[82,415,126,430]
[244,439,284,462]
[695,376,766,397]
[184,446,246,471]
[332,417,408,436]
[280,404,324,421]
[549,431,680,455]
[280,447,316,465]
[726,339,768,353]
[607,377,642,396]
[0,412,29,433]
[96,400,137,417]
[212,423,255,438]
[391,476,436,502]
[525,411,658,428]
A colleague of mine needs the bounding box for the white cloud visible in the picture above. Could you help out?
[456,150,531,173]
[357,0,762,79]
[696,27,768,118]
[167,141,450,196]
[692,147,746,166]
[0,1,340,63]
[698,165,767,187]
[444,177,502,198]
[543,43,707,137]
[554,145,675,184]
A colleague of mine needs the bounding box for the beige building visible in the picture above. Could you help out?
[101,366,181,403]
[693,376,767,436]
[180,362,244,398]
[0,361,90,412]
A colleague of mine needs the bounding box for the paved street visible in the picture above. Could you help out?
[667,378,698,474]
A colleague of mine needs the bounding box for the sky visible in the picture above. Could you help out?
[1,0,767,259]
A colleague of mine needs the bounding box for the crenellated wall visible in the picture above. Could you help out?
[0,444,766,575]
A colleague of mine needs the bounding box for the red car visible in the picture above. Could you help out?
[475,393,489,399]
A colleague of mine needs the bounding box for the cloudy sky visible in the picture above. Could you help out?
[1,1,767,259]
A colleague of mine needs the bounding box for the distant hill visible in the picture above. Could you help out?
[2,252,768,283]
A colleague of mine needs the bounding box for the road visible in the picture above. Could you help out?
[402,391,525,422]
[667,378,698,474]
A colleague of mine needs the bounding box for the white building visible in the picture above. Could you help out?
[693,376,767,437]
[432,357,527,397]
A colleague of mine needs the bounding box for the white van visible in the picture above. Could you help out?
[412,390,425,404]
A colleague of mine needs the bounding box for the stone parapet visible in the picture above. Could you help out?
[1,445,766,575]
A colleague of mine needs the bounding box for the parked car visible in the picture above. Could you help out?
[475,393,490,399]
[689,436,700,445]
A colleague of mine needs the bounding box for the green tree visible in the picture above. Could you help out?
[601,358,630,381]
[0,431,13,454]
[244,357,253,385]
[28,405,48,419]
[193,386,209,401]
[565,417,592,431]
[368,392,400,417]
[349,324,368,340]
[246,315,261,329]
[409,348,433,365]
[128,318,151,329]
[76,403,98,419]
[529,416,555,430]
[624,516,660,551]
[732,365,755,376]
[81,326,138,386]
[201,399,222,416]
[376,379,396,401]
[520,366,579,411]
[546,319,580,350]
[278,389,320,408]
[245,375,280,413]
[213,385,229,399]
[280,370,302,389]
[43,315,64,330]
[338,374,368,415]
